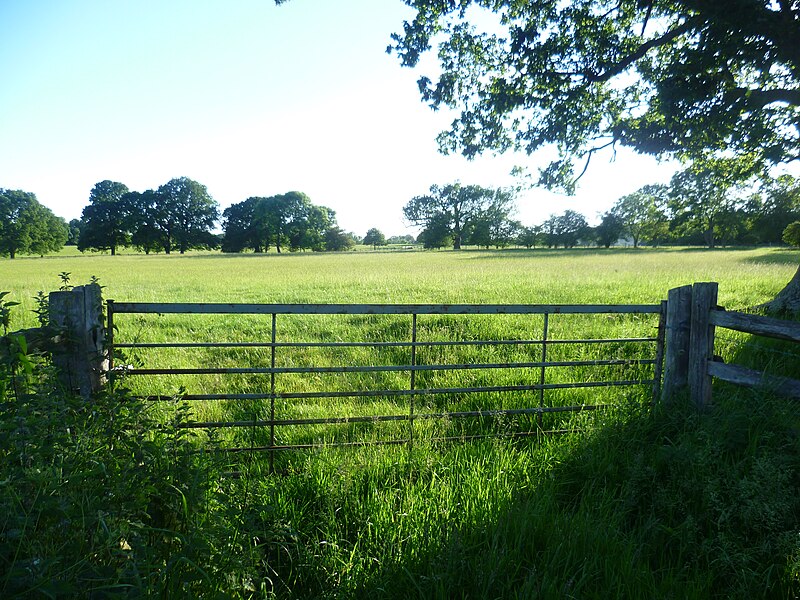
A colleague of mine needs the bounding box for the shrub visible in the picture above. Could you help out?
[782,221,800,247]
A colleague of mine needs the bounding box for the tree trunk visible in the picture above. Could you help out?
[706,216,715,249]
[763,262,800,315]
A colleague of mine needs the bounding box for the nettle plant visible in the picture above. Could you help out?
[0,283,251,598]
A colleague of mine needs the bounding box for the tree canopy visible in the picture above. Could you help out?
[78,180,131,255]
[0,189,67,259]
[611,184,669,248]
[157,177,219,254]
[221,192,341,253]
[363,228,388,249]
[390,1,799,192]
[403,183,515,249]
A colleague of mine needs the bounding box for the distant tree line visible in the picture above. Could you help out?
[221,191,355,253]
[399,170,800,251]
[600,165,800,249]
[3,166,799,259]
[68,180,357,255]
[75,178,218,255]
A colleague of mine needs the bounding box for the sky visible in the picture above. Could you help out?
[0,0,681,238]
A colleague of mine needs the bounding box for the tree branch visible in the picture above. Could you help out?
[575,139,618,183]
[730,87,800,109]
[585,17,699,84]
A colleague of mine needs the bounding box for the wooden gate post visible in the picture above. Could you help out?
[49,284,107,399]
[687,282,718,409]
[661,284,693,404]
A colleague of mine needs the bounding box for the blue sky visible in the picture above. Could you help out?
[0,0,680,237]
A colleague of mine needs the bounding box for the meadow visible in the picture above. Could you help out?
[2,245,793,315]
[1,246,799,598]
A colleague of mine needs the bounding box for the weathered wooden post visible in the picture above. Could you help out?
[661,284,693,404]
[49,284,107,398]
[687,282,718,409]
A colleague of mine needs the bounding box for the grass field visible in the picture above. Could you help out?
[2,246,795,316]
[2,246,799,598]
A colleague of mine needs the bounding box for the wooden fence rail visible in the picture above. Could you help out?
[660,282,800,407]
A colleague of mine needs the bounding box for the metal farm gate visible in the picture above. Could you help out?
[106,301,665,463]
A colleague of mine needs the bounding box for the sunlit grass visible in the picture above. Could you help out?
[1,246,795,320]
[2,246,799,597]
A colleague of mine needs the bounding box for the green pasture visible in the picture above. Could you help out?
[2,246,800,598]
[2,246,795,316]
[3,247,794,450]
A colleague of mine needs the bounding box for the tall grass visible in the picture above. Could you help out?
[1,247,795,318]
[1,246,799,597]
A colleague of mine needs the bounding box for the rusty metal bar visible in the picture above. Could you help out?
[109,302,662,315]
[179,404,607,429]
[114,336,657,349]
[124,358,657,376]
[139,378,656,402]
[269,312,276,472]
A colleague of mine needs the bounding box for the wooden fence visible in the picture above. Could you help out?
[665,282,800,406]
[4,284,107,399]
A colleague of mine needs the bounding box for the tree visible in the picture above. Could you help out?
[157,177,219,254]
[611,184,669,248]
[390,1,800,310]
[290,202,335,252]
[0,189,67,258]
[668,158,756,249]
[748,175,800,244]
[784,222,800,248]
[127,190,167,254]
[221,193,336,253]
[594,213,625,248]
[554,210,590,249]
[221,197,263,253]
[403,183,515,249]
[67,219,83,246]
[254,192,307,253]
[387,234,416,245]
[363,228,387,250]
[417,213,453,249]
[29,210,69,256]
[78,180,131,255]
[516,225,542,249]
[466,200,518,248]
[323,226,356,251]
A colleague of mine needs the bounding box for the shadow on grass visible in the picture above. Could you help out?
[462,246,782,261]
[322,391,800,599]
[740,249,799,267]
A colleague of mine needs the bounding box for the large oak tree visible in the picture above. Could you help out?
[388,0,800,311]
[0,189,67,259]
[78,180,131,255]
[403,183,515,249]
